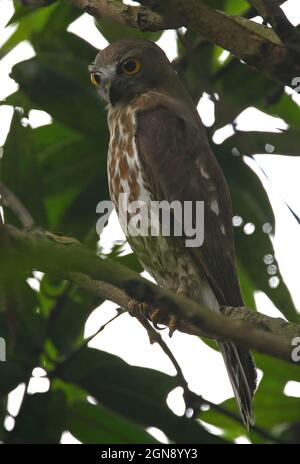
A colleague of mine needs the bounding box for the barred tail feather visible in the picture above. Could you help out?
[218,341,257,428]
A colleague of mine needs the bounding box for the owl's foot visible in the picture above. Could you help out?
[147,308,179,338]
[127,299,179,337]
[127,299,149,317]
[168,314,179,338]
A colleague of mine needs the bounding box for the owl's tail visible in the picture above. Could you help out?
[218,341,257,428]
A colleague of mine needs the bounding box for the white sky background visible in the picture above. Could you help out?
[0,0,300,444]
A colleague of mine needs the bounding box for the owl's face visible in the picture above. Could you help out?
[89,38,174,106]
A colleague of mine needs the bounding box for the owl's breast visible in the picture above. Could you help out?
[107,105,152,212]
[105,105,209,302]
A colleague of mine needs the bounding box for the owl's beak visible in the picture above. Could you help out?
[90,64,116,103]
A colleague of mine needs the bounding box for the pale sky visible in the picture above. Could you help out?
[0,0,300,444]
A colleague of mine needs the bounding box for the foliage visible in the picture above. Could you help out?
[0,0,299,444]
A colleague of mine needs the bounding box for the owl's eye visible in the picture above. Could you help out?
[90,72,101,86]
[119,58,141,76]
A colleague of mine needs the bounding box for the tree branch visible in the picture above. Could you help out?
[68,0,166,31]
[248,0,300,47]
[0,182,35,229]
[0,181,299,363]
[4,223,300,364]
[59,0,300,87]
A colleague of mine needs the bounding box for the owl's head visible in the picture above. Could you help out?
[89,38,176,106]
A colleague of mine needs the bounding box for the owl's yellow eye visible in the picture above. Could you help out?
[90,72,101,86]
[119,58,141,76]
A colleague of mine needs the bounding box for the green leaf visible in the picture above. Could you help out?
[201,0,249,14]
[1,1,80,58]
[31,2,81,52]
[47,284,101,354]
[33,29,97,60]
[106,243,143,273]
[221,129,300,157]
[9,391,67,443]
[68,401,158,444]
[52,378,88,403]
[201,353,300,442]
[0,362,28,396]
[237,260,257,309]
[214,143,298,321]
[0,271,46,364]
[26,122,108,234]
[258,92,300,129]
[2,90,34,115]
[0,111,47,227]
[0,2,57,57]
[11,54,106,136]
[57,180,108,240]
[236,225,298,322]
[214,61,283,128]
[256,353,300,387]
[223,0,249,14]
[0,395,7,439]
[57,347,227,443]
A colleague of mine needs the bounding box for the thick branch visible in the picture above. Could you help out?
[68,0,166,30]
[248,0,300,46]
[69,271,210,339]
[60,0,300,87]
[4,224,300,363]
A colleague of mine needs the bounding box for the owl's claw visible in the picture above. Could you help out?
[127,299,149,317]
[127,299,179,337]
[147,308,167,331]
[168,315,179,337]
[147,308,179,337]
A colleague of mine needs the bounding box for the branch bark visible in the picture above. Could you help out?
[68,0,166,31]
[61,0,300,87]
[0,182,35,229]
[4,223,300,364]
[248,0,300,47]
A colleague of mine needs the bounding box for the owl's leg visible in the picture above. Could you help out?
[128,299,171,333]
[127,285,186,337]
[167,286,187,337]
[147,307,169,331]
[147,286,187,337]
[127,299,150,318]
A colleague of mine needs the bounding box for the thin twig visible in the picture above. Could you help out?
[248,0,300,49]
[48,308,125,377]
[0,182,34,228]
[128,308,189,391]
[130,306,282,443]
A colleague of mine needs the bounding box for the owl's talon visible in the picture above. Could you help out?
[127,299,149,318]
[152,322,167,331]
[168,315,179,337]
[147,307,166,329]
[128,299,179,335]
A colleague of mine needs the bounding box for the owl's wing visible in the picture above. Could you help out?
[135,102,243,307]
[135,100,257,427]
